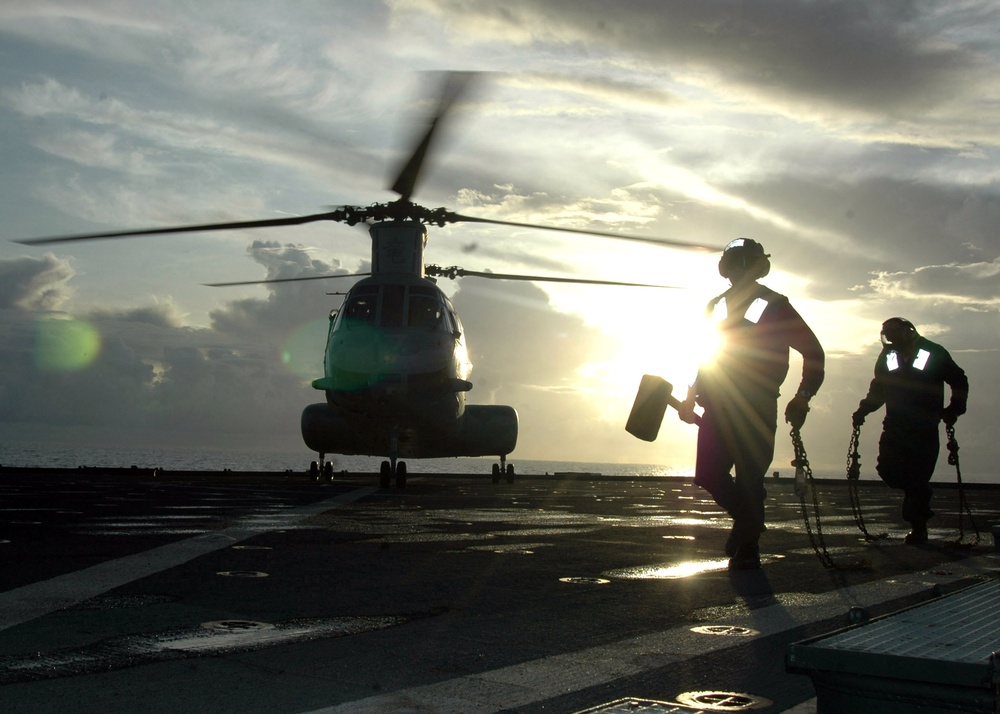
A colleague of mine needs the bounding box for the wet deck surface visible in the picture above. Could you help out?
[0,467,997,713]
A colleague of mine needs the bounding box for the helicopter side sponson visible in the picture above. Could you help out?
[301,402,518,460]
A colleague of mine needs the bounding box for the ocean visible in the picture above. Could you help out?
[0,440,683,477]
[0,441,989,484]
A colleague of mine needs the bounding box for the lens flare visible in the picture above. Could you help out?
[281,318,329,380]
[35,317,101,372]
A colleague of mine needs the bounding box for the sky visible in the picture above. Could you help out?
[1,1,998,479]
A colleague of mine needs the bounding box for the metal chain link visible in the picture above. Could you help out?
[946,425,980,548]
[846,425,888,542]
[791,427,870,570]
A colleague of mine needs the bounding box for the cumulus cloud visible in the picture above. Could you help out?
[0,248,334,445]
[0,253,74,310]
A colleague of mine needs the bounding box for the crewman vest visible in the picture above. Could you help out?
[712,296,770,324]
[885,348,931,372]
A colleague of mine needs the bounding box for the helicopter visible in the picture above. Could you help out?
[14,73,717,488]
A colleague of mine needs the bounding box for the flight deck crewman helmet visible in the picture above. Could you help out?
[718,238,771,280]
[881,317,919,347]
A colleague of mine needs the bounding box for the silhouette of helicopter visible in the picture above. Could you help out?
[15,73,717,488]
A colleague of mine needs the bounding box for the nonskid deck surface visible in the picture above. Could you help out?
[0,468,997,713]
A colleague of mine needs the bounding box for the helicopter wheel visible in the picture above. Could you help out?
[395,461,407,488]
[505,463,515,484]
[379,461,392,488]
[309,461,320,482]
[491,463,501,484]
[323,461,334,483]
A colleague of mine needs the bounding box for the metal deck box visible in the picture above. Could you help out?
[787,580,1000,713]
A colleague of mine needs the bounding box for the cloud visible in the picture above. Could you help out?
[0,253,74,310]
[395,1,991,118]
[866,258,1000,308]
[0,246,340,446]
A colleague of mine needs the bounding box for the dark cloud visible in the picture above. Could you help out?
[0,246,344,448]
[0,253,74,310]
[86,304,184,329]
[418,0,984,116]
[209,240,355,336]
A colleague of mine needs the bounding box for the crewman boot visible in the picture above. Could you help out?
[725,524,739,557]
[728,541,761,570]
[725,522,766,558]
[904,521,929,545]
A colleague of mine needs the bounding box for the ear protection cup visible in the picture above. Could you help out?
[719,238,771,280]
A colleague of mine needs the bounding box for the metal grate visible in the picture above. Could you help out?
[807,580,1000,664]
[787,579,1000,701]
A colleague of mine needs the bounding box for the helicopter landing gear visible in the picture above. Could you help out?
[379,459,407,489]
[492,455,514,484]
[378,429,407,489]
[309,455,334,483]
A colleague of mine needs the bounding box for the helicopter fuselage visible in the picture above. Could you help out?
[300,221,518,465]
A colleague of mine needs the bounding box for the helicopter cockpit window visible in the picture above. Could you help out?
[341,287,378,327]
[408,293,443,329]
[448,308,464,337]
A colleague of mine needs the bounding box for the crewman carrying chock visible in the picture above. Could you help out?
[678,238,825,570]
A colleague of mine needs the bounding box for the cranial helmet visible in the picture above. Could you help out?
[718,238,771,280]
[881,317,918,346]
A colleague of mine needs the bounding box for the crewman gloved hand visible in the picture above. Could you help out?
[941,404,963,426]
[851,410,866,428]
[677,397,699,425]
[784,395,809,430]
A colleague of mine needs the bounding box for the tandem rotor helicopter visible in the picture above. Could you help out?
[15,72,717,488]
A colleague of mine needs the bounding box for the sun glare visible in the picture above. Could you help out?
[575,289,722,411]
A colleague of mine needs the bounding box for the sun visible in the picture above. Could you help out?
[576,289,723,412]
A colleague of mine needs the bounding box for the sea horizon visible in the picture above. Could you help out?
[0,440,688,478]
[2,440,994,485]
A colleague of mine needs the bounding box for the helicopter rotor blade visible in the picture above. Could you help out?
[444,212,721,252]
[204,271,372,288]
[13,209,360,246]
[389,72,476,203]
[425,265,680,289]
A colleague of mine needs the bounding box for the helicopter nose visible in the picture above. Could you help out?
[376,374,404,396]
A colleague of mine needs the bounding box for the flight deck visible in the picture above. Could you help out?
[0,467,997,713]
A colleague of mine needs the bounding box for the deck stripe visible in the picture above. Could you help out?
[305,554,1000,714]
[0,486,376,632]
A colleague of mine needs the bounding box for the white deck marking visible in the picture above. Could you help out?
[0,486,376,632]
[304,554,1000,714]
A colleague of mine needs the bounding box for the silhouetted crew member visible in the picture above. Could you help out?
[678,238,824,570]
[852,317,968,545]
